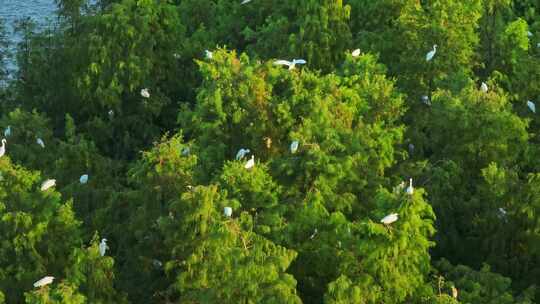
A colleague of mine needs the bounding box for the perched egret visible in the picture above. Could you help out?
[273,59,307,70]
[498,208,507,218]
[527,100,536,113]
[36,138,45,148]
[0,139,6,158]
[527,31,533,37]
[236,148,250,160]
[406,178,414,195]
[421,95,431,106]
[380,213,399,225]
[33,276,54,288]
[99,238,108,256]
[426,44,437,61]
[205,50,213,59]
[152,259,163,268]
[290,140,299,154]
[245,155,255,169]
[224,206,233,217]
[351,48,361,57]
[40,179,56,191]
[80,174,89,184]
[480,82,488,93]
[141,88,150,98]
[108,110,114,118]
[181,147,190,156]
[310,228,318,239]
[241,0,251,4]
[537,42,540,48]
[4,126,11,137]
[264,137,272,149]
[451,286,458,299]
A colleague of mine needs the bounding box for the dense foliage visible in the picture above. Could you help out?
[0,0,539,302]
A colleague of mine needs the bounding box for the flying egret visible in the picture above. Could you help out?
[406,178,414,195]
[290,140,299,154]
[99,238,108,256]
[205,50,213,59]
[351,48,361,57]
[245,155,255,169]
[236,148,250,160]
[527,100,536,113]
[224,206,233,217]
[80,174,89,184]
[0,139,6,158]
[380,213,399,225]
[41,179,56,191]
[36,138,45,148]
[141,88,150,98]
[273,59,307,70]
[480,82,488,93]
[426,44,437,61]
[241,0,252,4]
[4,126,11,137]
[421,95,431,106]
[33,276,54,288]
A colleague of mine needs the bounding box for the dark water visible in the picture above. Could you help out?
[0,0,57,74]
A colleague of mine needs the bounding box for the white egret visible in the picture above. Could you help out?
[80,174,89,184]
[33,276,54,288]
[205,50,213,59]
[99,238,108,256]
[36,138,45,148]
[4,126,11,137]
[527,100,536,113]
[108,110,114,118]
[351,48,361,57]
[152,259,163,268]
[273,59,307,70]
[310,228,318,239]
[451,286,458,299]
[537,42,540,48]
[236,148,250,160]
[0,139,6,158]
[290,140,299,154]
[527,31,533,37]
[140,88,150,98]
[241,0,252,4]
[224,206,233,217]
[40,179,56,191]
[421,95,431,106]
[380,213,399,225]
[406,178,414,195]
[426,44,437,61]
[480,82,488,93]
[181,147,190,156]
[498,208,507,217]
[245,155,255,169]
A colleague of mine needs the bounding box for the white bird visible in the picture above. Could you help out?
[273,59,307,70]
[241,0,252,4]
[205,50,213,59]
[426,44,437,61]
[0,139,6,158]
[480,82,488,93]
[80,174,89,184]
[527,31,533,37]
[527,100,536,113]
[40,179,56,191]
[181,147,190,156]
[244,155,255,169]
[108,110,114,118]
[224,206,233,217]
[451,286,458,299]
[290,140,299,154]
[33,276,54,288]
[537,42,540,48]
[310,228,318,239]
[499,208,507,216]
[36,138,45,148]
[351,48,361,57]
[406,178,414,195]
[236,148,250,160]
[140,88,150,98]
[152,259,163,268]
[380,213,399,225]
[421,95,431,106]
[99,238,108,256]
[4,126,11,137]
